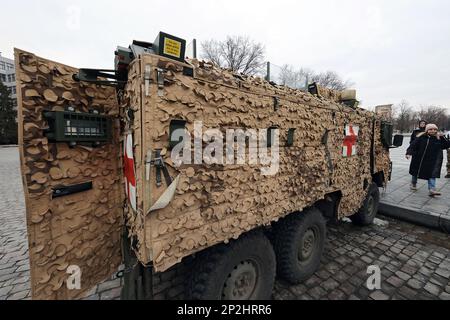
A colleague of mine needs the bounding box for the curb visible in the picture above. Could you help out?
[379,202,450,234]
[0,145,18,148]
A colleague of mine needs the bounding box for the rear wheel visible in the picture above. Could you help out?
[350,183,380,226]
[272,208,326,284]
[188,231,276,300]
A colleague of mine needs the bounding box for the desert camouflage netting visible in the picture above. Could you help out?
[125,54,390,272]
[15,49,390,299]
[15,49,123,299]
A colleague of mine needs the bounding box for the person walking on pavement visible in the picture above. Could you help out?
[431,128,446,182]
[445,130,450,179]
[410,120,427,144]
[406,124,450,197]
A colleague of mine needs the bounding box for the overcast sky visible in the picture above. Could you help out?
[1,0,450,109]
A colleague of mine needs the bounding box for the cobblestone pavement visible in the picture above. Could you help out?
[1,147,449,300]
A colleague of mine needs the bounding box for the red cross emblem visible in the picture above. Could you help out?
[342,125,359,157]
[124,134,137,211]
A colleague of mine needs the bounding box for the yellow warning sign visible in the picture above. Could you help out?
[163,38,182,58]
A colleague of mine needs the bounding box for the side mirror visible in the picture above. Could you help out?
[391,134,404,148]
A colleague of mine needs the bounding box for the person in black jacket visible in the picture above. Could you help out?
[406,124,450,196]
[446,130,450,179]
[410,120,427,144]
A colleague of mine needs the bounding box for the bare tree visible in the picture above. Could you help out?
[418,106,449,130]
[277,65,352,91]
[310,70,354,91]
[392,102,449,133]
[201,36,265,76]
[393,100,414,133]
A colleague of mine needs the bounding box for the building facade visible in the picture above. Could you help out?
[375,104,393,121]
[0,53,17,109]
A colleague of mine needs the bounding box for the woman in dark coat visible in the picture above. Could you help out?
[406,124,450,196]
[410,120,427,144]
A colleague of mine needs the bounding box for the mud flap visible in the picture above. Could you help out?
[120,229,153,300]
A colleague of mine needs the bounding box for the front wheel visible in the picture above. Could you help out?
[272,208,327,284]
[350,183,380,226]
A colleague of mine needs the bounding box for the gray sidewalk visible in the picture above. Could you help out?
[380,141,450,232]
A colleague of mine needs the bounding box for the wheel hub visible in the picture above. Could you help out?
[222,261,258,300]
[298,228,317,262]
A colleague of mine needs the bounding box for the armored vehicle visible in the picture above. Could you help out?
[15,32,402,300]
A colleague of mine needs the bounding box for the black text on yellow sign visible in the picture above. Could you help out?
[163,38,182,58]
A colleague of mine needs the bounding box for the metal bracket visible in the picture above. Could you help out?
[73,69,126,88]
[152,150,173,188]
[157,68,165,97]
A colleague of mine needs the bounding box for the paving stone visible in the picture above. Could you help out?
[397,286,418,300]
[340,282,356,296]
[320,278,340,291]
[328,290,346,300]
[407,279,425,290]
[401,264,419,276]
[369,291,389,300]
[343,265,358,275]
[307,286,327,299]
[429,276,446,287]
[273,288,295,300]
[288,284,307,296]
[424,283,441,296]
[356,287,370,299]
[316,269,331,280]
[348,276,364,287]
[303,273,321,286]
[435,268,450,279]
[439,292,450,301]
[99,287,122,300]
[9,283,29,294]
[385,264,399,273]
[0,286,13,297]
[395,271,411,281]
[386,276,404,288]
[7,290,29,300]
[15,265,29,272]
[333,271,350,283]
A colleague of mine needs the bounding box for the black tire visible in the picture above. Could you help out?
[350,183,380,226]
[188,231,276,300]
[272,208,326,284]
